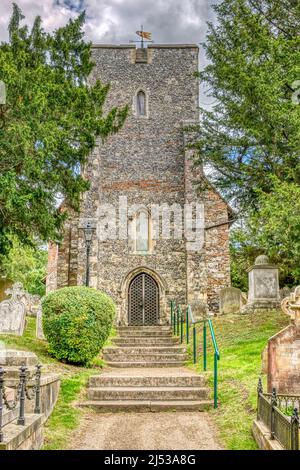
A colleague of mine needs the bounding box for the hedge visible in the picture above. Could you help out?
[42,286,115,365]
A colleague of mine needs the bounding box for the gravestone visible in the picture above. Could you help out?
[0,283,26,335]
[30,295,41,316]
[3,282,42,317]
[36,307,46,340]
[281,286,300,321]
[267,285,300,393]
[22,293,41,317]
[280,286,290,300]
[0,80,6,105]
[243,255,280,312]
[189,300,208,321]
[219,287,247,315]
[281,296,295,320]
[5,282,25,299]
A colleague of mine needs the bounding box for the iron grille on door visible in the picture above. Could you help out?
[128,273,159,325]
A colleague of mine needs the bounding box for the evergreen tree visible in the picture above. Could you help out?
[0,236,47,296]
[231,179,300,287]
[0,4,128,254]
[194,0,300,209]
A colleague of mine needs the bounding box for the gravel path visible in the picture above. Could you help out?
[69,411,222,450]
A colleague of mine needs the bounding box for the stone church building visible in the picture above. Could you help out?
[46,44,232,325]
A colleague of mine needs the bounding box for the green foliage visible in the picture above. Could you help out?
[230,247,249,292]
[188,310,290,450]
[0,4,128,254]
[0,236,47,295]
[43,372,93,450]
[231,179,300,286]
[42,286,115,365]
[194,0,300,209]
[0,315,103,450]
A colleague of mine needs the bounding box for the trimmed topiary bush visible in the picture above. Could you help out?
[42,286,115,365]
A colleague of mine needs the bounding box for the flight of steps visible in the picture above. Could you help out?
[83,370,211,412]
[80,326,212,412]
[103,326,188,368]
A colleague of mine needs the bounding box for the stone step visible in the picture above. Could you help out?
[87,386,208,401]
[103,346,187,355]
[79,400,213,412]
[112,337,179,346]
[117,331,173,338]
[117,326,172,331]
[105,361,186,368]
[89,375,205,388]
[103,353,188,363]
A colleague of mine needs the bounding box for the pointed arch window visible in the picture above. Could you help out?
[129,209,152,253]
[136,209,149,252]
[136,90,146,117]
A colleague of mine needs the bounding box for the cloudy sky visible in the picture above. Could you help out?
[0,1,218,50]
[0,1,220,105]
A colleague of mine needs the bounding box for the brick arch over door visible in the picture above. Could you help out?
[119,267,168,326]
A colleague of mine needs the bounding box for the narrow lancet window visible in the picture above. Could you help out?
[137,90,146,116]
[136,210,149,252]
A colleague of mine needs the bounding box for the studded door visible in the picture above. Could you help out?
[128,273,159,325]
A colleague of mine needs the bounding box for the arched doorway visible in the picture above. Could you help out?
[128,273,159,325]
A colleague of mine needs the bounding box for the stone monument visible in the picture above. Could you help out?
[267,286,300,393]
[280,286,291,300]
[219,287,247,315]
[2,281,41,317]
[22,293,41,317]
[0,283,26,335]
[189,299,208,321]
[243,255,280,312]
[36,307,46,340]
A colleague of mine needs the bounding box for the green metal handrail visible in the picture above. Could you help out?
[207,318,220,409]
[169,301,220,409]
[207,319,220,358]
[171,300,175,333]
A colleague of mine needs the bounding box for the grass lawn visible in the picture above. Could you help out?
[186,310,290,450]
[0,317,106,450]
[2,311,290,450]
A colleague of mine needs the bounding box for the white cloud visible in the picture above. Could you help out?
[0,0,218,45]
[0,0,220,107]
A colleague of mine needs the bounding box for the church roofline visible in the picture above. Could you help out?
[148,44,198,49]
[91,44,199,50]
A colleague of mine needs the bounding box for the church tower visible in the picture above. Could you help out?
[47,44,231,323]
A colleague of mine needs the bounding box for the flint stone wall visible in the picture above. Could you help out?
[46,45,231,319]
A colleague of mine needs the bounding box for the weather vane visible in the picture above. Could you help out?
[130,25,153,49]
